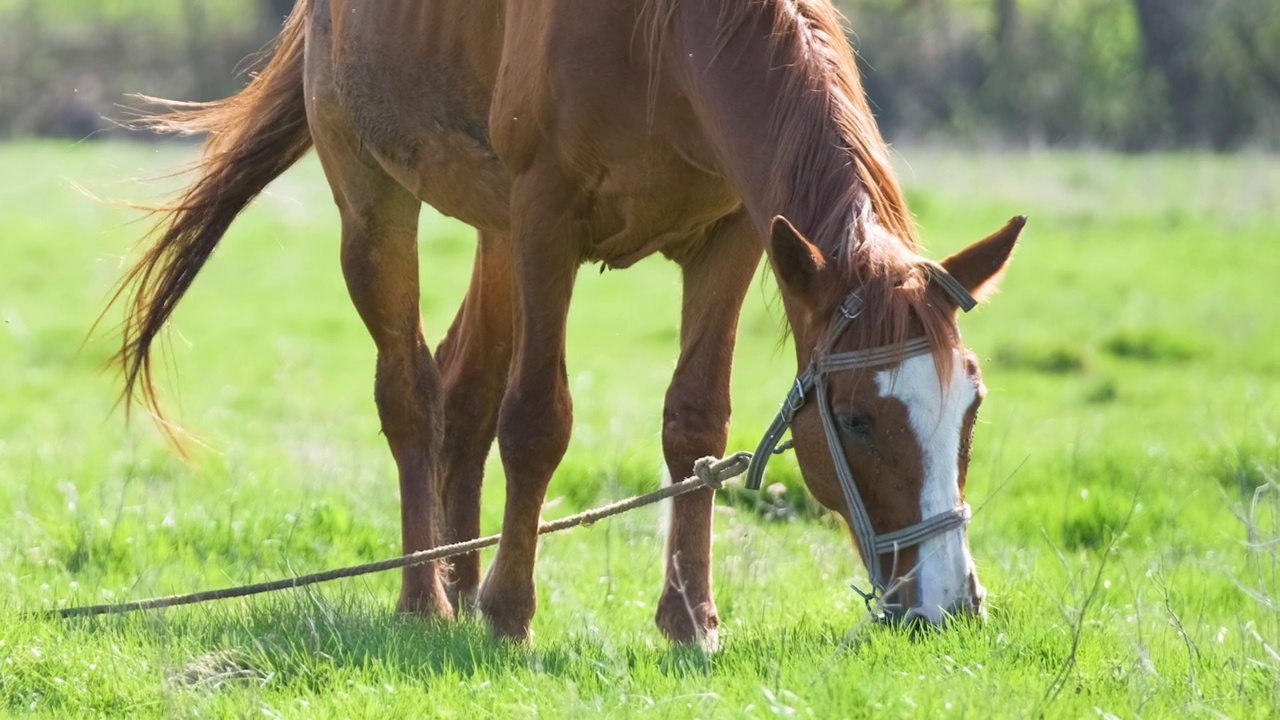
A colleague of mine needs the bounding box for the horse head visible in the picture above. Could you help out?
[756,214,1025,624]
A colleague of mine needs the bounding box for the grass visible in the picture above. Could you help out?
[0,0,260,27]
[2,141,1279,717]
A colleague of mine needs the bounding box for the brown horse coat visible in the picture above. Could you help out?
[113,0,1022,645]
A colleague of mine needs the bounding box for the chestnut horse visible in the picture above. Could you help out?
[112,0,1023,647]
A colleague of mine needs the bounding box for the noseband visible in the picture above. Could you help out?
[745,263,979,605]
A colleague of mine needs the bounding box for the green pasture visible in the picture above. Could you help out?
[0,0,259,26]
[1,142,1278,717]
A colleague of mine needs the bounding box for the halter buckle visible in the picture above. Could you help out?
[839,298,861,320]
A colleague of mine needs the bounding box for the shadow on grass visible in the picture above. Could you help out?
[72,593,764,689]
[64,593,929,692]
[78,592,528,691]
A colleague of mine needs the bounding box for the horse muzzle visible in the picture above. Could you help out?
[883,582,987,627]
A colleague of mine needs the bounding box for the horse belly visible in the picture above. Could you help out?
[389,134,512,234]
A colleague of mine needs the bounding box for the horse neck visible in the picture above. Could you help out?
[662,0,897,263]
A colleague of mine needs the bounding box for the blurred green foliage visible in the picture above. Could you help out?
[0,0,1277,148]
[847,0,1280,148]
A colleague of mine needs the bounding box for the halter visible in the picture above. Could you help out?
[745,262,979,610]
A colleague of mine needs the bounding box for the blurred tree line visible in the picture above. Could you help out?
[0,0,292,138]
[848,0,1280,148]
[0,0,1277,149]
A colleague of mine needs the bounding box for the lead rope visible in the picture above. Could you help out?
[46,453,753,619]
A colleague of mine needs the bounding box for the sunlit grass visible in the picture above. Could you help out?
[2,141,1279,716]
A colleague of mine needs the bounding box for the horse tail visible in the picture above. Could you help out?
[107,1,312,444]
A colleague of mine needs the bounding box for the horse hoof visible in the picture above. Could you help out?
[447,585,479,616]
[487,616,533,643]
[478,602,534,642]
[396,588,455,620]
[477,581,536,642]
[655,595,721,652]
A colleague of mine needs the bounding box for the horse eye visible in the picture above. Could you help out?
[841,414,873,439]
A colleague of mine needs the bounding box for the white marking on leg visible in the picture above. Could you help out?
[659,463,674,553]
[876,352,982,623]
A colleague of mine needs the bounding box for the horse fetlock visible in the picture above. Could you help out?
[396,566,455,620]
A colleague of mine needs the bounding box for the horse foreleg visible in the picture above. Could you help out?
[655,211,762,650]
[435,230,515,613]
[477,172,578,641]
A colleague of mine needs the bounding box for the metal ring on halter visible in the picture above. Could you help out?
[850,582,879,617]
[784,377,806,417]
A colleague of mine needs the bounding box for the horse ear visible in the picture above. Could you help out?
[769,216,826,299]
[940,216,1026,303]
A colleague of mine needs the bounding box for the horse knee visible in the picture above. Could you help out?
[497,382,573,483]
[662,396,730,464]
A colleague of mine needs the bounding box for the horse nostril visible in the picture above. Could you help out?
[970,582,988,614]
[945,593,986,621]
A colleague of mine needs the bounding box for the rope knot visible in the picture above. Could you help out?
[693,451,753,491]
[694,456,726,490]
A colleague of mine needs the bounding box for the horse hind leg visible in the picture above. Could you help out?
[655,211,762,650]
[315,136,452,619]
[304,6,450,618]
[435,231,515,613]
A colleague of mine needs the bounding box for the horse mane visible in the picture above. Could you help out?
[643,0,958,377]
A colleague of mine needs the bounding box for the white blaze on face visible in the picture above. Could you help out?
[875,352,983,623]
